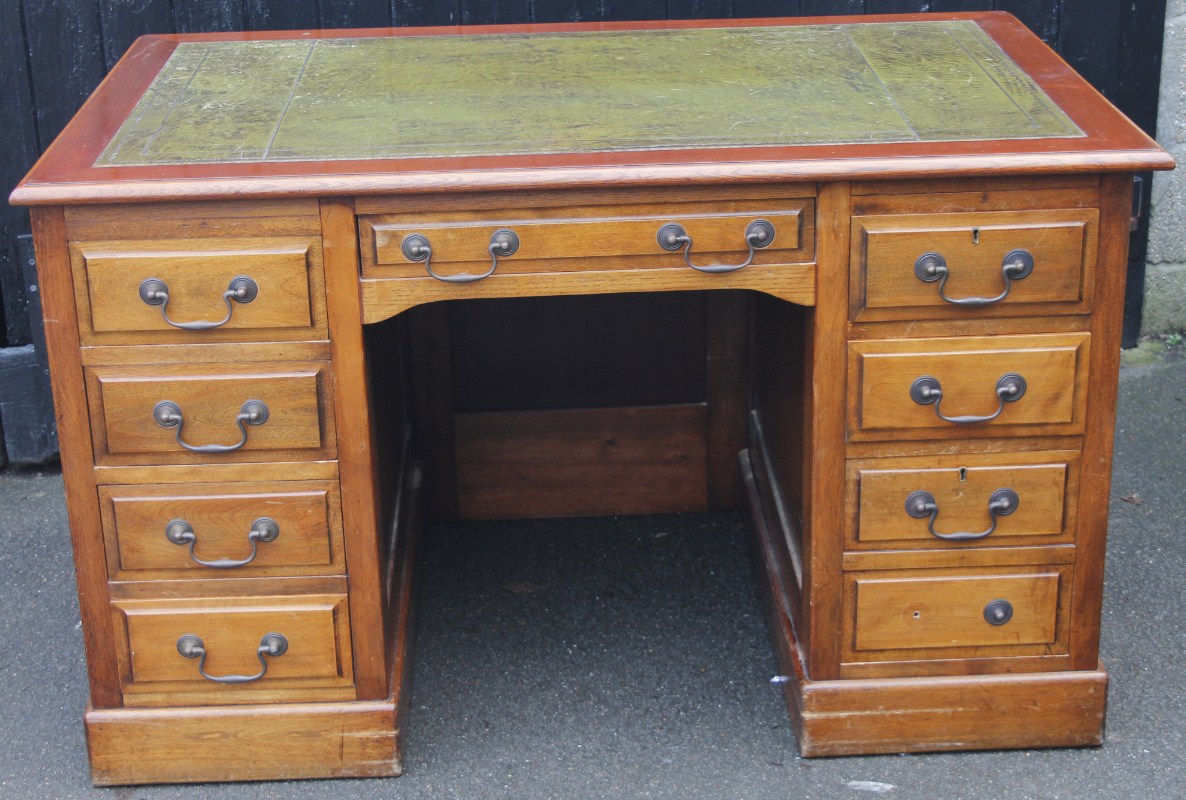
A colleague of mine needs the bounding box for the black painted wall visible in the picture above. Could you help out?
[0,0,1170,461]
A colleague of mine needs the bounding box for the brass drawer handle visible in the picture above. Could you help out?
[152,399,269,453]
[657,219,775,274]
[983,599,1014,626]
[914,249,1034,306]
[138,276,258,330]
[909,373,1026,425]
[400,228,519,283]
[165,517,280,568]
[176,632,288,684]
[904,488,1019,541]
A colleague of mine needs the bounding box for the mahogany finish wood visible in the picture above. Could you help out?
[10,12,1174,786]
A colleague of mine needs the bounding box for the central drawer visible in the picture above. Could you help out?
[85,360,336,466]
[359,198,813,279]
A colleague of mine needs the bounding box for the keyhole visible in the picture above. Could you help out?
[972,228,980,245]
[959,467,968,482]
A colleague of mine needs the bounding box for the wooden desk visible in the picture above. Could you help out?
[11,12,1174,785]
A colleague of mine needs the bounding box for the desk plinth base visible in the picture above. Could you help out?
[85,697,403,785]
[740,449,1109,757]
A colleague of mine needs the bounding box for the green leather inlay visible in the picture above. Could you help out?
[97,21,1081,166]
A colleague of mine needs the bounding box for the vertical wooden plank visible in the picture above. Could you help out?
[1115,0,1166,346]
[666,0,733,20]
[21,0,107,150]
[803,181,850,681]
[531,0,602,23]
[706,291,750,510]
[1069,174,1132,671]
[600,0,665,21]
[394,0,460,27]
[460,0,532,26]
[97,0,174,71]
[0,0,40,347]
[30,207,122,709]
[173,0,245,33]
[319,0,392,29]
[245,0,320,30]
[734,0,801,19]
[319,199,389,701]
[1057,0,1119,101]
[931,0,989,11]
[994,0,1058,43]
[800,0,863,16]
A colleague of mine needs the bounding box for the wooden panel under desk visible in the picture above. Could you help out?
[454,404,709,520]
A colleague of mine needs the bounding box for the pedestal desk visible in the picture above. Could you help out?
[11,12,1174,785]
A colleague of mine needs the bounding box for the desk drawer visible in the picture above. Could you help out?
[851,209,1097,321]
[86,361,336,466]
[71,237,327,344]
[848,453,1077,551]
[359,199,812,279]
[846,567,1069,663]
[111,593,354,707]
[848,333,1090,442]
[99,481,345,580]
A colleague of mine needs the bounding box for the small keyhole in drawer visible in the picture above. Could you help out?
[972,228,980,244]
[959,467,968,482]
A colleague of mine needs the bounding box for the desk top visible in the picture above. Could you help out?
[11,12,1173,205]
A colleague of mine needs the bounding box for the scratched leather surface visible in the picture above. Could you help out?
[97,21,1082,167]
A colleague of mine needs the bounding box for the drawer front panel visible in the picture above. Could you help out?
[360,198,813,279]
[852,571,1062,653]
[73,237,327,344]
[852,209,1097,320]
[87,361,335,465]
[112,593,354,706]
[849,333,1090,440]
[99,481,345,579]
[851,457,1075,550]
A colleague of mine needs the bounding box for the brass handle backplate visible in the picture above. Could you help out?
[401,228,519,283]
[138,276,258,330]
[165,517,280,568]
[904,488,1019,541]
[176,632,288,684]
[914,249,1034,306]
[909,373,1026,425]
[152,399,269,453]
[656,219,775,274]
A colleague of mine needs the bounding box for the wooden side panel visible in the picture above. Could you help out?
[455,404,708,519]
[802,180,852,681]
[30,207,122,708]
[86,699,400,784]
[320,198,389,700]
[1069,173,1134,669]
